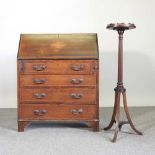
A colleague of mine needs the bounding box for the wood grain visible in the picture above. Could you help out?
[20,75,96,87]
[18,34,99,60]
[20,60,93,75]
[19,104,97,120]
[20,88,96,104]
[17,34,99,132]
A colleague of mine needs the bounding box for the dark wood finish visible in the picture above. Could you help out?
[17,34,99,132]
[87,121,99,132]
[104,23,142,142]
[18,121,30,132]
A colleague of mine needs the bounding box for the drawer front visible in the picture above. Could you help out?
[20,88,96,104]
[19,104,97,120]
[20,60,93,75]
[20,75,96,87]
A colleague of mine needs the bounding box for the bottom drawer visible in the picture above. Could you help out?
[19,104,97,120]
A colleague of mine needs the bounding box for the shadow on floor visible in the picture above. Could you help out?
[0,109,88,132]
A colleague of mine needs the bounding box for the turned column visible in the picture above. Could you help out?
[104,23,143,142]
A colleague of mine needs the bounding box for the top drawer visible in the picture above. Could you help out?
[18,60,96,75]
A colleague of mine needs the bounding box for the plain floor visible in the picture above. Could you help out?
[0,107,155,155]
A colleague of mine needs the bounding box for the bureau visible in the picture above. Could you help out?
[17,34,99,132]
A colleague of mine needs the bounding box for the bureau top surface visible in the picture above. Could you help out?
[17,34,99,60]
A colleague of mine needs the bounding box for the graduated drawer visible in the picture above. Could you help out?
[20,88,96,104]
[19,60,94,75]
[20,75,96,87]
[19,104,97,120]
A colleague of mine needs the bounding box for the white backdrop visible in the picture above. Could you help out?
[0,0,155,108]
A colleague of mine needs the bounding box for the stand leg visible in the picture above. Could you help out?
[112,92,121,142]
[105,23,142,142]
[122,92,143,135]
[104,92,118,130]
[119,121,128,130]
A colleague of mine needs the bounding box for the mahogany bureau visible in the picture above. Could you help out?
[17,34,99,132]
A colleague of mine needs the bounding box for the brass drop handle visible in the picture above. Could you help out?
[70,109,83,115]
[70,64,84,71]
[70,93,83,99]
[33,79,46,84]
[34,93,46,99]
[33,110,47,116]
[32,65,46,71]
[70,78,83,84]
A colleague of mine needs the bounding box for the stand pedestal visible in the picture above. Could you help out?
[104,23,143,142]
